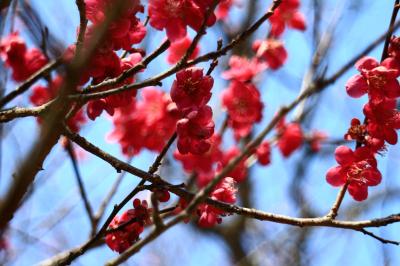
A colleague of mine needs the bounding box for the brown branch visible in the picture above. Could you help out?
[0,0,86,109]
[358,228,400,246]
[65,141,96,231]
[0,59,61,109]
[87,40,171,91]
[94,158,133,224]
[151,193,164,230]
[63,127,159,180]
[0,0,12,11]
[148,132,177,174]
[206,39,223,76]
[104,206,400,266]
[321,20,400,86]
[381,0,400,61]
[38,240,103,266]
[39,1,400,264]
[50,175,146,266]
[0,102,52,122]
[3,17,396,124]
[75,0,88,52]
[326,182,349,219]
[177,0,220,66]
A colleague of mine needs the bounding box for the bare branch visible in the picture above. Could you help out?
[358,228,400,246]
[326,183,349,219]
[0,59,61,109]
[65,141,96,231]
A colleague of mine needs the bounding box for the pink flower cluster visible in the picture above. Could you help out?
[175,135,248,184]
[326,36,400,201]
[171,68,215,155]
[269,0,306,37]
[105,199,151,253]
[174,133,251,227]
[85,0,146,51]
[221,57,265,140]
[148,0,217,42]
[173,0,309,193]
[166,36,200,64]
[0,32,48,82]
[275,117,304,157]
[75,0,147,120]
[197,177,237,227]
[109,87,178,156]
[249,0,307,72]
[219,0,308,141]
[86,53,143,120]
[174,134,222,180]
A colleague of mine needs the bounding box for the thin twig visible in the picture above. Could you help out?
[176,0,220,66]
[87,40,171,91]
[358,228,400,246]
[0,101,52,122]
[65,141,96,230]
[326,182,349,219]
[206,39,223,76]
[151,193,164,230]
[381,0,400,61]
[94,158,133,224]
[148,132,177,174]
[0,59,61,109]
[322,20,400,86]
[75,0,88,53]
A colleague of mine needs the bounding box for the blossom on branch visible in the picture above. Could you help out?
[221,81,263,139]
[252,38,288,70]
[222,55,267,82]
[148,0,217,42]
[269,0,306,37]
[171,67,213,112]
[345,56,400,102]
[167,36,200,64]
[326,146,381,201]
[105,199,151,253]
[176,105,215,155]
[256,141,271,165]
[276,118,303,157]
[197,177,237,227]
[108,87,178,156]
[0,32,48,82]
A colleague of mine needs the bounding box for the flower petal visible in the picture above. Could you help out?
[345,75,368,98]
[364,169,382,186]
[355,56,379,71]
[334,146,355,165]
[326,166,345,186]
[348,183,368,201]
